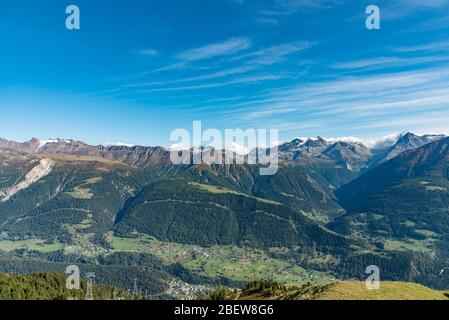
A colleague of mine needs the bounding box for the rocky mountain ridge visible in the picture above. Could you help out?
[0,132,444,173]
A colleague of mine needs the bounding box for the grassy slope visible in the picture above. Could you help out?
[236,281,449,300]
[310,281,449,300]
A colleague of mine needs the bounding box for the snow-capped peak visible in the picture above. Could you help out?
[37,139,71,151]
[324,136,368,145]
[105,141,136,148]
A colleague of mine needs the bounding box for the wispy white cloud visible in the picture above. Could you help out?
[393,40,449,53]
[219,66,449,138]
[134,74,289,93]
[260,0,345,16]
[409,15,449,32]
[276,0,343,9]
[351,112,449,132]
[203,96,244,104]
[153,61,190,72]
[231,41,313,65]
[122,40,312,90]
[391,0,449,8]
[122,61,190,78]
[244,106,298,119]
[254,17,279,25]
[138,49,158,56]
[177,37,252,61]
[330,57,402,70]
[175,66,255,82]
[383,0,449,19]
[125,66,256,88]
[330,55,449,70]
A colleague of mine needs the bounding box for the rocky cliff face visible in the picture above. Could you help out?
[0,138,41,153]
[0,138,172,168]
[38,140,172,168]
[0,158,54,202]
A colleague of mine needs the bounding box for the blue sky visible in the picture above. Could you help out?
[1,0,449,146]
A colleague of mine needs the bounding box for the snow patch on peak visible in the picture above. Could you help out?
[37,139,59,150]
[168,143,186,152]
[324,136,368,145]
[225,142,249,155]
[288,136,367,147]
[37,138,73,151]
[105,141,135,148]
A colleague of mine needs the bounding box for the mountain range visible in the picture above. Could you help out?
[1,132,449,295]
[2,132,444,172]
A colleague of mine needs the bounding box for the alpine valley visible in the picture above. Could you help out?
[1,132,449,299]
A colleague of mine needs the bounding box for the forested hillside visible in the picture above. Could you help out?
[0,272,123,300]
[114,178,349,249]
